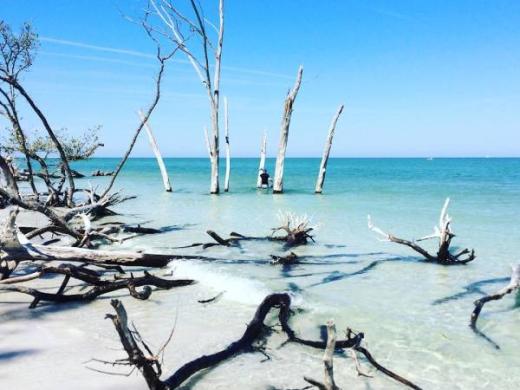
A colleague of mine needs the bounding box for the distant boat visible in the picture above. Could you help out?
[426,157,434,161]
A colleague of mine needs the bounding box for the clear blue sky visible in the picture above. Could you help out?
[2,0,520,157]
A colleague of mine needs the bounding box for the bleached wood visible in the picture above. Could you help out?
[315,104,344,193]
[138,109,172,192]
[257,132,267,188]
[273,65,303,193]
[224,97,230,192]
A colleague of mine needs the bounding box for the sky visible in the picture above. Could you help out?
[1,0,520,157]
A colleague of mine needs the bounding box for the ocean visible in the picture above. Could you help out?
[6,157,520,388]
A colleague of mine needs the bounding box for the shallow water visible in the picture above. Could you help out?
[2,157,520,389]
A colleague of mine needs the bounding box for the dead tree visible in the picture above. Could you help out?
[0,266,194,308]
[304,321,338,390]
[257,131,267,188]
[224,96,231,192]
[97,293,421,389]
[138,109,172,192]
[470,264,520,332]
[177,213,316,250]
[368,198,476,265]
[315,105,344,194]
[150,0,225,194]
[273,65,303,193]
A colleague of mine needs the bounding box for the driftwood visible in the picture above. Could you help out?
[0,265,194,308]
[315,105,344,194]
[257,131,267,188]
[273,65,304,193]
[99,293,420,389]
[303,321,338,390]
[470,264,520,345]
[368,198,475,265]
[139,109,172,192]
[179,224,313,251]
[91,170,114,177]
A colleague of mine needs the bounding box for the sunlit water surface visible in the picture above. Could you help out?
[2,158,520,389]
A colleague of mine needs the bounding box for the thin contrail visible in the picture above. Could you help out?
[40,36,294,80]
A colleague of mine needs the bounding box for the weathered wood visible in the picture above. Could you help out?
[103,293,420,390]
[304,321,338,390]
[224,97,231,192]
[1,241,178,268]
[315,105,344,194]
[150,0,224,194]
[471,264,520,329]
[107,299,165,389]
[368,198,476,265]
[0,267,193,307]
[273,65,304,193]
[138,109,172,192]
[257,131,267,188]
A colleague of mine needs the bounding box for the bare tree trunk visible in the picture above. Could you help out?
[273,65,303,194]
[257,132,267,188]
[149,0,224,194]
[223,97,230,192]
[315,104,344,194]
[138,110,172,192]
[208,0,225,194]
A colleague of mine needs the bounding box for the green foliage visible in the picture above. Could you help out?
[0,20,39,78]
[1,126,103,161]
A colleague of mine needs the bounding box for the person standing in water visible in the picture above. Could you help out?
[259,169,270,188]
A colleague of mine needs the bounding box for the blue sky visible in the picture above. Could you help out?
[2,0,520,157]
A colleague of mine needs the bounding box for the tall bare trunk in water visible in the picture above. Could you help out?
[223,97,230,192]
[150,0,225,194]
[273,66,303,194]
[257,132,267,188]
[315,104,344,194]
[138,110,172,192]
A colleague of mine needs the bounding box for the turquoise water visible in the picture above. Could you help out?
[18,158,520,388]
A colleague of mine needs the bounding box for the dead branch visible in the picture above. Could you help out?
[368,198,476,265]
[99,293,420,389]
[303,321,338,390]
[470,264,520,340]
[0,265,194,308]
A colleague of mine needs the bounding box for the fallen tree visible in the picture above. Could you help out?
[470,264,520,348]
[368,198,476,265]
[0,265,194,308]
[97,293,421,389]
[178,212,316,250]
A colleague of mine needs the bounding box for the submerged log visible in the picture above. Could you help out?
[100,293,420,390]
[315,105,344,194]
[138,109,172,192]
[273,66,303,193]
[368,198,475,265]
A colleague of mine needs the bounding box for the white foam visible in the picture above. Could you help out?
[171,261,272,306]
